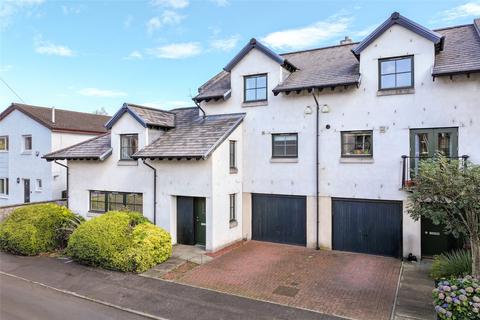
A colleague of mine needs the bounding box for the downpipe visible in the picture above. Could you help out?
[312,93,320,250]
[142,159,157,225]
[54,160,69,208]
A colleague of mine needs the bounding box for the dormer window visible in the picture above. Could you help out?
[120,134,138,160]
[379,56,413,90]
[244,74,267,102]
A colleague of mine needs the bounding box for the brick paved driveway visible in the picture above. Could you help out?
[177,241,401,320]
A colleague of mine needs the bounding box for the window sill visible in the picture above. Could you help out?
[0,150,8,153]
[339,157,374,164]
[21,151,32,155]
[270,158,298,163]
[229,220,238,229]
[377,88,415,96]
[0,195,8,199]
[35,190,42,193]
[242,100,268,108]
[117,160,138,166]
[229,167,238,174]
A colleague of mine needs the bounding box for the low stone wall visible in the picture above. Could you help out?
[0,199,67,222]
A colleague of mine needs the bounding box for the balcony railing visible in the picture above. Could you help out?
[401,155,469,189]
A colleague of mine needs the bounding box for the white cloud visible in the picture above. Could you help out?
[0,65,13,72]
[124,15,133,28]
[354,24,378,38]
[124,50,143,60]
[61,4,82,15]
[34,36,75,57]
[147,17,162,33]
[261,16,352,50]
[210,0,229,7]
[78,88,127,97]
[147,42,202,59]
[150,0,189,9]
[210,35,240,51]
[0,0,44,29]
[440,1,480,21]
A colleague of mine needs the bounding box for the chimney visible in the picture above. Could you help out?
[340,36,352,45]
[51,107,55,123]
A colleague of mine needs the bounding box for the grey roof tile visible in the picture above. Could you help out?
[105,103,175,129]
[43,133,112,161]
[433,24,480,76]
[133,107,245,159]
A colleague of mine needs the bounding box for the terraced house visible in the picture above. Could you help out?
[45,12,480,258]
[0,103,110,206]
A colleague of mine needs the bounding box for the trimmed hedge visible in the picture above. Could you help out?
[0,204,78,255]
[66,211,172,273]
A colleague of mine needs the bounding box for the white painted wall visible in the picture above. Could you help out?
[201,25,480,257]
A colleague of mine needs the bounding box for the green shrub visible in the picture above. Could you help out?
[433,276,480,319]
[67,211,172,273]
[431,250,472,279]
[0,204,78,255]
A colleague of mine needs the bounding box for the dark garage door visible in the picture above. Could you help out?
[332,198,402,258]
[252,194,306,246]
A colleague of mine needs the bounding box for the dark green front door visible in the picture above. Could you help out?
[194,198,206,246]
[421,217,464,257]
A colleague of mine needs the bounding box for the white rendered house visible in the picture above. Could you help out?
[45,13,480,257]
[0,103,110,206]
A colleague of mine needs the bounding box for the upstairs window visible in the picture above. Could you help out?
[229,140,237,171]
[120,134,138,160]
[0,136,8,151]
[272,133,298,158]
[244,74,267,102]
[22,135,32,152]
[36,179,42,192]
[341,131,373,157]
[379,56,413,90]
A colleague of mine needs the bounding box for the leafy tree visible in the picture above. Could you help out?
[408,155,480,277]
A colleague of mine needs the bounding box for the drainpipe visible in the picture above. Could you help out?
[312,93,320,250]
[54,160,68,208]
[142,159,157,225]
[192,99,206,119]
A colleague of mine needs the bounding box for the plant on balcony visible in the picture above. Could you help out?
[407,155,480,277]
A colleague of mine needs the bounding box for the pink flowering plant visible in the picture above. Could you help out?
[433,276,480,319]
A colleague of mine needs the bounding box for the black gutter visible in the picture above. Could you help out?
[53,160,69,208]
[312,93,320,250]
[142,160,157,225]
[192,99,206,119]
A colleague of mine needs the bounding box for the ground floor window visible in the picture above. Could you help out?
[0,178,8,196]
[229,193,236,222]
[89,190,143,213]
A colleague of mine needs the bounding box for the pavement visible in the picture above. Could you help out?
[0,274,151,320]
[394,260,436,320]
[0,252,343,320]
[178,241,402,320]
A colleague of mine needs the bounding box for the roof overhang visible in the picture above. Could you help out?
[272,80,360,96]
[223,38,297,73]
[105,103,147,129]
[193,89,232,103]
[432,68,480,78]
[352,12,445,59]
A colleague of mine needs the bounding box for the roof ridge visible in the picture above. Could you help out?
[43,132,110,158]
[433,23,473,32]
[126,103,176,114]
[11,102,110,118]
[280,41,359,56]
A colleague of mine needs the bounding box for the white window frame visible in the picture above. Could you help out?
[0,178,8,197]
[0,136,8,152]
[22,135,32,153]
[36,179,43,192]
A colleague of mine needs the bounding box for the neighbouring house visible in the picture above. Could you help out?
[44,12,480,258]
[0,103,110,206]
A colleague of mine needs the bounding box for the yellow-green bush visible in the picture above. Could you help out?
[0,204,78,255]
[66,211,172,273]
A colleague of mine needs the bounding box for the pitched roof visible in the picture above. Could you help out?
[352,12,444,57]
[0,103,110,134]
[44,107,245,161]
[43,133,112,161]
[224,38,297,73]
[105,103,175,129]
[133,108,245,160]
[273,43,360,94]
[195,14,478,98]
[432,24,480,76]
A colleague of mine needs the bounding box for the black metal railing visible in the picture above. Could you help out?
[401,155,469,189]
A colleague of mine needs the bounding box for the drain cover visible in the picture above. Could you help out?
[273,285,299,297]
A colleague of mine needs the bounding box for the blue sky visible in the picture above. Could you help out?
[0,0,479,115]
